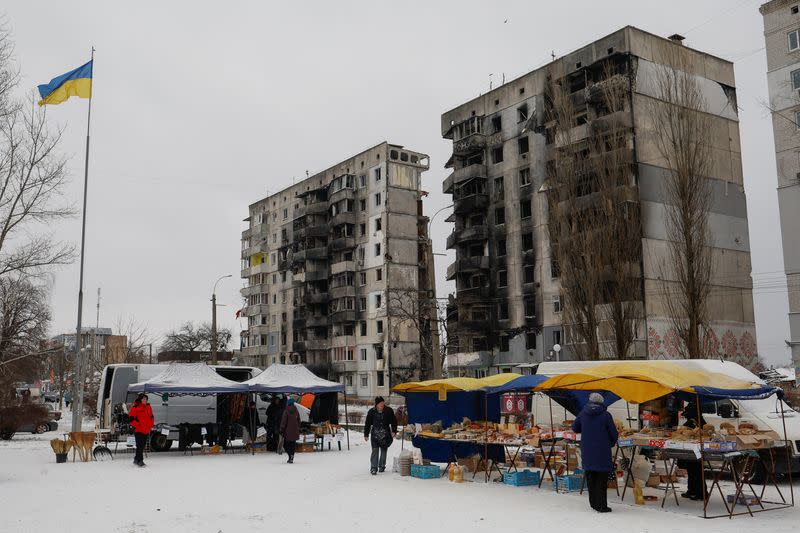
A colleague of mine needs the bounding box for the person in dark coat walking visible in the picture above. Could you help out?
[363,396,397,475]
[128,393,154,467]
[572,393,618,513]
[678,401,707,500]
[265,397,281,451]
[280,398,301,463]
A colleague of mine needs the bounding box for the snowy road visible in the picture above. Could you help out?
[1,417,797,532]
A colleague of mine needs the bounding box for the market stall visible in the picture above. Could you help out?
[243,364,348,451]
[534,361,794,518]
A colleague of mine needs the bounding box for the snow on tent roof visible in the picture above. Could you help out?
[128,363,249,394]
[244,364,343,393]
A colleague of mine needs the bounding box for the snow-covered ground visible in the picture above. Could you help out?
[1,412,797,532]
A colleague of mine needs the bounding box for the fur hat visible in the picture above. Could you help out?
[588,392,604,405]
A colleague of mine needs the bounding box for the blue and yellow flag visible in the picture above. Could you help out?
[37,60,93,106]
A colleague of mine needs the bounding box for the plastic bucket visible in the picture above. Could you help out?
[55,453,68,464]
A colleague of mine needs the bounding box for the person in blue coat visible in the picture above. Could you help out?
[572,393,618,513]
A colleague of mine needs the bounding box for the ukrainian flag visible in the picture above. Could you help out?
[37,60,93,106]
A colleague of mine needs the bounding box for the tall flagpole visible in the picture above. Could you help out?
[71,47,95,432]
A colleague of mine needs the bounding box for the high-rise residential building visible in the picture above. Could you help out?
[442,26,757,375]
[760,1,800,373]
[238,142,437,398]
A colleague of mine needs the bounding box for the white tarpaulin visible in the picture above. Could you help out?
[244,364,343,393]
[128,363,249,394]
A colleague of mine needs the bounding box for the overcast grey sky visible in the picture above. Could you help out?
[3,0,791,366]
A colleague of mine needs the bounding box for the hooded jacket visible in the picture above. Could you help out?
[571,402,618,472]
[280,403,301,442]
[129,401,154,435]
[364,406,397,447]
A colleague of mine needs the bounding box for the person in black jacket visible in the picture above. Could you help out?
[363,396,397,475]
[572,393,618,513]
[265,397,281,451]
[679,401,707,500]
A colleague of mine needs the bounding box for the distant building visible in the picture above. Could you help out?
[760,0,800,373]
[442,26,756,375]
[238,142,437,398]
[158,351,233,364]
[53,327,127,368]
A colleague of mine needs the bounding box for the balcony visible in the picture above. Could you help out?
[446,256,490,280]
[292,341,306,353]
[244,304,269,317]
[247,324,272,336]
[306,338,329,351]
[459,316,492,332]
[291,249,306,264]
[307,224,329,238]
[453,193,489,214]
[306,246,328,260]
[293,206,307,220]
[453,132,486,156]
[328,187,355,204]
[305,269,329,282]
[332,360,358,373]
[457,286,491,302]
[330,309,357,323]
[330,212,356,227]
[446,225,488,249]
[240,283,268,297]
[306,315,329,328]
[330,285,356,300]
[306,202,329,216]
[330,236,356,251]
[304,292,329,305]
[331,260,356,275]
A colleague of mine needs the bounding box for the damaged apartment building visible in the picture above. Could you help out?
[442,26,757,375]
[238,142,438,399]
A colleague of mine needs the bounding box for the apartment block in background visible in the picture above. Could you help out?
[760,1,800,373]
[238,142,436,398]
[442,26,756,375]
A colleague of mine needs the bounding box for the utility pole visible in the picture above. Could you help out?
[211,275,232,365]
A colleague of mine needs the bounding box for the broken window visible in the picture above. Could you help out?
[468,244,483,258]
[375,243,381,256]
[390,150,399,160]
[553,295,562,314]
[522,232,534,251]
[520,200,532,219]
[359,297,367,311]
[495,207,505,225]
[526,332,537,350]
[497,238,507,256]
[375,193,382,206]
[359,175,366,187]
[375,218,382,232]
[524,298,535,318]
[491,116,502,133]
[518,136,529,155]
[377,372,385,387]
[499,302,509,320]
[376,268,382,281]
[375,345,384,359]
[550,257,561,278]
[375,168,382,181]
[500,335,510,352]
[360,199,366,211]
[400,152,409,162]
[517,104,528,123]
[491,146,504,164]
[377,320,383,333]
[519,168,531,187]
[524,265,535,284]
[790,29,800,51]
[359,272,366,285]
[497,270,507,287]
[553,330,561,346]
[360,223,366,236]
[792,68,800,90]
[360,321,367,336]
[494,176,505,198]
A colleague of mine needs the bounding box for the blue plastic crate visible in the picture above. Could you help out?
[410,464,441,479]
[503,470,541,487]
[552,474,583,492]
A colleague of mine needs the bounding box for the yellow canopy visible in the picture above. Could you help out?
[393,373,521,400]
[533,361,761,404]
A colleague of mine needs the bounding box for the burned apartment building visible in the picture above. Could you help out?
[239,142,438,398]
[760,0,800,373]
[443,26,757,375]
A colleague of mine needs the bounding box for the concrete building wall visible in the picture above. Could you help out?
[761,0,800,371]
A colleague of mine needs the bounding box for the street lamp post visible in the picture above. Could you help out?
[212,275,232,364]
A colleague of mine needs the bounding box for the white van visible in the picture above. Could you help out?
[96,364,264,451]
[531,359,800,474]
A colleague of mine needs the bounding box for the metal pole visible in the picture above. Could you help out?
[148,344,153,365]
[343,390,350,450]
[72,47,95,433]
[695,394,708,518]
[779,397,794,506]
[211,292,218,364]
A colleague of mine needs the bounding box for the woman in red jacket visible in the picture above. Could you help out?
[129,393,154,467]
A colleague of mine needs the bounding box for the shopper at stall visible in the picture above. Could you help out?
[280,398,301,463]
[572,392,617,513]
[363,396,397,475]
[129,393,154,467]
[679,401,707,500]
[240,400,260,445]
[265,397,281,451]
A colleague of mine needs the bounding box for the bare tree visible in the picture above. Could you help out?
[114,314,155,363]
[387,288,438,380]
[648,47,713,358]
[160,321,232,353]
[0,275,52,401]
[545,71,603,360]
[0,26,74,278]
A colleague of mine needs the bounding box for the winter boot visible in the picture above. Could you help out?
[370,468,377,475]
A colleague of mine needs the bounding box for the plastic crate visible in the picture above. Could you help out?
[503,470,541,487]
[553,474,583,492]
[410,464,441,479]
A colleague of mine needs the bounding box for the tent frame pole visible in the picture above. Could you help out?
[344,390,350,451]
[779,398,794,506]
[696,394,708,519]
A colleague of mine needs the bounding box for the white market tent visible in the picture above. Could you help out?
[243,364,344,393]
[128,362,249,395]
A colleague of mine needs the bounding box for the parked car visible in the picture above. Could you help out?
[46,403,62,421]
[0,405,59,439]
